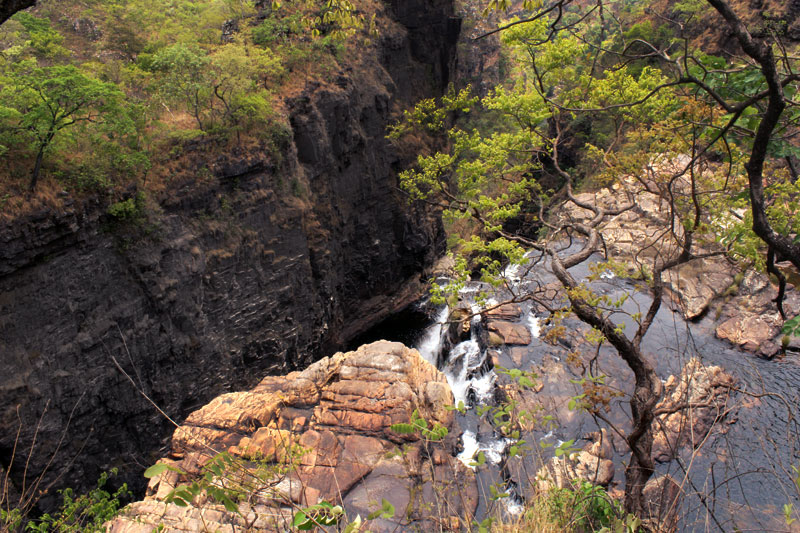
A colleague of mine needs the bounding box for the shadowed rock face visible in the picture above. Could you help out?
[0,0,34,25]
[106,341,477,533]
[0,0,457,506]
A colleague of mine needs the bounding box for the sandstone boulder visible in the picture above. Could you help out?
[664,257,735,320]
[484,303,522,321]
[536,429,615,491]
[487,320,532,346]
[642,475,683,533]
[715,315,779,354]
[106,342,477,532]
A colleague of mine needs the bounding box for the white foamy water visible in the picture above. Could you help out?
[415,306,449,365]
[457,430,512,470]
[503,262,523,284]
[527,315,541,338]
[504,497,524,516]
[457,430,480,469]
[471,372,496,404]
[446,340,480,405]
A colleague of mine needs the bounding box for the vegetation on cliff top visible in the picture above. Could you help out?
[0,0,374,215]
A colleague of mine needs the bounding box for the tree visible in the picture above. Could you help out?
[0,62,133,192]
[208,38,283,134]
[150,44,212,131]
[394,0,800,517]
[702,0,800,315]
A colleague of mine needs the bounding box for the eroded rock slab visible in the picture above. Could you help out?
[536,429,615,490]
[652,358,735,462]
[560,173,800,349]
[106,342,477,532]
[487,320,532,346]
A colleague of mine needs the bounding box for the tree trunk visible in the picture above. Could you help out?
[550,250,662,517]
[623,378,659,514]
[29,143,45,193]
[706,0,800,273]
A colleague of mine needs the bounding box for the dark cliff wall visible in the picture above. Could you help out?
[0,0,35,25]
[0,0,457,504]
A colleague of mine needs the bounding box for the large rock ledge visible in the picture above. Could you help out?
[106,341,477,532]
[561,170,800,356]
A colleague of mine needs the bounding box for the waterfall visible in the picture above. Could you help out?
[416,305,449,366]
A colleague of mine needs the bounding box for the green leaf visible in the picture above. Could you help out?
[381,498,395,518]
[293,510,313,530]
[343,515,363,533]
[470,451,487,467]
[170,497,188,507]
[390,423,416,434]
[143,463,169,479]
[220,494,239,514]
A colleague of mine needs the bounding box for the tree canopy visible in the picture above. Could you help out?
[393,0,800,517]
[0,0,369,199]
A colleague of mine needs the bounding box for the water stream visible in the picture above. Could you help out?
[357,250,800,531]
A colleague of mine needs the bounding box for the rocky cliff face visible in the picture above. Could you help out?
[0,0,457,505]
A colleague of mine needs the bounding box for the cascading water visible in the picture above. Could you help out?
[416,305,449,366]
[369,247,800,530]
[413,278,539,515]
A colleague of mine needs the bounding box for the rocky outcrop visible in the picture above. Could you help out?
[535,429,615,490]
[714,270,800,357]
[0,0,456,504]
[652,358,735,463]
[484,304,532,346]
[106,341,477,532]
[561,172,800,354]
[561,175,738,321]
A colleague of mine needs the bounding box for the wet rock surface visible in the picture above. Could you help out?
[0,0,456,503]
[106,342,477,532]
[536,429,615,490]
[560,174,800,354]
[483,303,533,347]
[652,358,736,463]
[487,320,532,346]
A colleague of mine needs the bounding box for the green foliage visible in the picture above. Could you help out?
[0,60,143,191]
[150,43,211,129]
[390,409,449,441]
[293,501,345,530]
[392,12,687,304]
[0,0,377,198]
[497,366,539,390]
[107,192,147,222]
[1,470,130,532]
[784,315,800,338]
[11,12,68,58]
[543,480,638,532]
[365,498,395,520]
